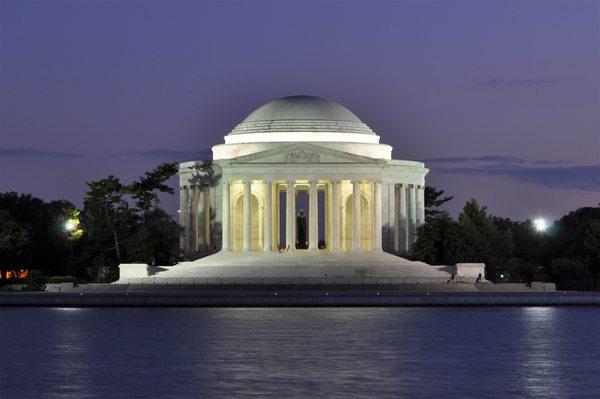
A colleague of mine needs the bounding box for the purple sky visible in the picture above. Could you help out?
[1,0,599,221]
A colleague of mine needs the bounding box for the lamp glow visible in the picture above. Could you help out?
[533,218,548,232]
[65,220,76,232]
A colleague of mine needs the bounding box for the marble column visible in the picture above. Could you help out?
[195,186,202,252]
[263,181,273,252]
[352,180,361,252]
[221,181,230,251]
[373,180,382,251]
[180,185,188,252]
[389,183,397,253]
[331,180,340,251]
[309,180,318,250]
[243,180,251,252]
[204,186,211,248]
[417,185,425,226]
[398,184,408,253]
[285,180,295,251]
[408,184,417,246]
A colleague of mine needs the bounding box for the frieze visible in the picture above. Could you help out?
[286,150,320,163]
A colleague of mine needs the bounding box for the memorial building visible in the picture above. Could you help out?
[117,95,484,282]
[180,95,426,256]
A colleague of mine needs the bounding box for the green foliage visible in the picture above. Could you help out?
[128,162,178,213]
[0,193,76,278]
[413,195,600,289]
[0,210,30,279]
[413,213,455,264]
[550,258,592,290]
[72,162,180,281]
[424,186,453,219]
[122,208,181,265]
[24,270,47,291]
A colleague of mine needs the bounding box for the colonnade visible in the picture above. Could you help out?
[391,183,426,253]
[221,179,384,253]
[182,180,425,255]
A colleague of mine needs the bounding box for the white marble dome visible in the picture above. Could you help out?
[229,95,375,135]
[214,95,390,160]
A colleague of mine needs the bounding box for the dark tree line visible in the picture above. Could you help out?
[2,178,599,289]
[414,187,600,290]
[0,163,181,283]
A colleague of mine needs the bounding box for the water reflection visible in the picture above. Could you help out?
[518,307,562,398]
[0,308,598,399]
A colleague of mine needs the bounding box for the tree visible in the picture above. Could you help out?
[83,176,130,263]
[0,210,30,279]
[123,208,180,266]
[75,163,181,281]
[0,193,76,277]
[550,258,592,290]
[424,186,453,219]
[413,213,455,264]
[128,162,178,218]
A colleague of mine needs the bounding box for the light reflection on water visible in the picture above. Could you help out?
[0,307,598,398]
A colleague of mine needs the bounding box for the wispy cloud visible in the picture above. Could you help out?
[482,79,559,87]
[424,155,596,190]
[0,147,83,158]
[422,155,528,164]
[113,148,212,161]
[532,159,571,166]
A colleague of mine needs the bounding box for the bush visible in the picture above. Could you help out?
[24,270,47,291]
[550,258,593,290]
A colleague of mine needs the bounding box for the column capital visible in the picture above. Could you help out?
[243,179,253,185]
[332,180,341,185]
[352,180,361,185]
[285,179,295,185]
[308,180,318,186]
[263,180,272,185]
[374,179,382,185]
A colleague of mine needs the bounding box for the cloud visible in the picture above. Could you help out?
[482,79,559,87]
[423,155,527,164]
[0,147,83,158]
[113,148,212,161]
[431,164,600,191]
[532,159,571,166]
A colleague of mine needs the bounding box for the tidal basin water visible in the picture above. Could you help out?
[1,307,599,398]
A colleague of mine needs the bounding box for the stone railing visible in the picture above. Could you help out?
[124,276,481,285]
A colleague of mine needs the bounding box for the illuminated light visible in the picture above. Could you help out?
[65,220,76,232]
[177,209,181,213]
[224,132,381,145]
[533,218,548,232]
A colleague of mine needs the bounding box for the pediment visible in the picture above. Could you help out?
[224,143,385,164]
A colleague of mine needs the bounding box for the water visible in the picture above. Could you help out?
[1,307,599,398]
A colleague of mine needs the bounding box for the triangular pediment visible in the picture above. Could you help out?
[224,143,385,164]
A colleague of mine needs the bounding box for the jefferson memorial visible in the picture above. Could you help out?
[118,96,484,282]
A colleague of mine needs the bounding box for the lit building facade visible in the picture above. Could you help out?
[178,95,427,258]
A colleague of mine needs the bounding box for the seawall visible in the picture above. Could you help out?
[1,290,599,307]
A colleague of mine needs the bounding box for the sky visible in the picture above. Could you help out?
[1,0,599,221]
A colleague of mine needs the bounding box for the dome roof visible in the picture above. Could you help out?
[229,95,375,135]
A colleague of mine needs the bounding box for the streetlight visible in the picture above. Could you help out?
[533,218,548,233]
[65,220,76,232]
